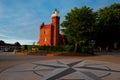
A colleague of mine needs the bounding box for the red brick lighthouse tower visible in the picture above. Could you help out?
[37,9,61,46]
[51,9,60,46]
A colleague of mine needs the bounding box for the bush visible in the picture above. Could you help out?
[35,45,74,52]
[63,45,74,52]
[19,45,94,55]
[80,46,94,54]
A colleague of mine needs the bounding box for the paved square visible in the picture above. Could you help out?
[0,59,120,80]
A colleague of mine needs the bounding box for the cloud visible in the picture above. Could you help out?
[0,1,41,40]
[0,33,10,38]
[0,33,36,45]
[2,38,36,45]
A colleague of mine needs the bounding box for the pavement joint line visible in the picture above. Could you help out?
[0,59,120,80]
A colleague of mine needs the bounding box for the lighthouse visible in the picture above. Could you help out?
[37,9,65,46]
[51,9,60,46]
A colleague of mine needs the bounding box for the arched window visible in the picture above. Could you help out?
[44,30,46,35]
[44,38,47,42]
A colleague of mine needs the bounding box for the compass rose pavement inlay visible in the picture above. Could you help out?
[0,59,120,80]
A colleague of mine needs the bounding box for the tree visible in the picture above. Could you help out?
[61,6,96,52]
[96,3,120,49]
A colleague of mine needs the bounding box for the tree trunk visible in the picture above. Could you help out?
[74,42,78,53]
[114,42,117,49]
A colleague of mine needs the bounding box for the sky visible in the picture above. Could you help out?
[0,0,119,45]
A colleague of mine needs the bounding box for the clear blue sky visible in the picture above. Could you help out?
[0,0,119,45]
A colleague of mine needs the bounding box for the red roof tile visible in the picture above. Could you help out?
[59,34,64,38]
[40,24,51,29]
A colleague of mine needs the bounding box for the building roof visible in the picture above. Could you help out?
[59,34,64,37]
[0,40,5,45]
[0,40,21,46]
[41,24,51,29]
[51,9,59,17]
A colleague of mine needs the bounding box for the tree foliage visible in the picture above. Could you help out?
[95,3,120,48]
[61,6,96,52]
[61,3,120,52]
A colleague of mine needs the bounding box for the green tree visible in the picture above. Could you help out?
[96,3,120,48]
[61,6,96,52]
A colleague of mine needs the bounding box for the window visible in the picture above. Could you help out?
[44,30,46,35]
[44,38,47,42]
